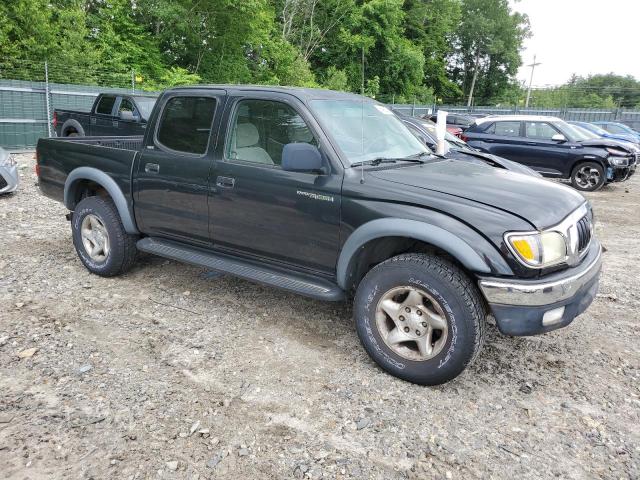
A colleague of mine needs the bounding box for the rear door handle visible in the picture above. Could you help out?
[113,121,119,128]
[216,176,235,188]
[145,163,160,174]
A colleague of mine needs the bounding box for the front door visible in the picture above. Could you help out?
[114,97,146,136]
[521,121,572,176]
[134,90,225,245]
[208,95,342,274]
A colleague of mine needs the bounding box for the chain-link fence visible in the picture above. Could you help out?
[0,58,157,149]
[2,58,640,149]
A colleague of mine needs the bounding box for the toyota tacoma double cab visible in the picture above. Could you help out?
[36,86,603,385]
[54,93,157,138]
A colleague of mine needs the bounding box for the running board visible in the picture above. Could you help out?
[137,237,345,302]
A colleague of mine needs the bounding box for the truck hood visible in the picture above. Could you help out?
[369,159,585,229]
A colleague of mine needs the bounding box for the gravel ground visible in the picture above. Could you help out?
[1,153,638,480]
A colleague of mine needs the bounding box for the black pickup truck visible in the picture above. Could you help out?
[54,93,157,137]
[36,86,603,385]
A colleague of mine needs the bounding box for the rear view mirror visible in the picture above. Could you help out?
[551,134,566,142]
[119,110,135,121]
[282,143,326,173]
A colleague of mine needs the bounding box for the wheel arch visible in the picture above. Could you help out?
[336,218,510,292]
[61,119,85,137]
[64,167,138,234]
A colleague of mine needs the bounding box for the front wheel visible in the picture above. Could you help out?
[571,162,605,191]
[354,253,486,385]
[71,196,138,277]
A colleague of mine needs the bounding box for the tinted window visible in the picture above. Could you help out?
[227,99,316,166]
[157,96,216,155]
[525,122,559,140]
[490,121,521,137]
[96,96,116,115]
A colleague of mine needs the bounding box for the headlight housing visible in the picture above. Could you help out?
[608,156,629,167]
[506,231,567,268]
[606,147,628,156]
[1,154,16,167]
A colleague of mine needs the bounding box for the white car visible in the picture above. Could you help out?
[0,147,19,194]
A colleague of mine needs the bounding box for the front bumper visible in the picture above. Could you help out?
[0,164,19,194]
[478,241,602,336]
[606,159,636,183]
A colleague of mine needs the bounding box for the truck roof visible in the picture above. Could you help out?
[167,84,370,102]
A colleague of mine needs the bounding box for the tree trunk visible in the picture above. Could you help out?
[467,48,481,107]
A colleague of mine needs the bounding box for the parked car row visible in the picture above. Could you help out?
[461,116,636,191]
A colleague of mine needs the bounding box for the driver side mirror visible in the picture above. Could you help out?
[119,110,136,121]
[282,143,327,174]
[551,133,567,142]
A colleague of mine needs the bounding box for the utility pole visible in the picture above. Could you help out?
[525,54,541,108]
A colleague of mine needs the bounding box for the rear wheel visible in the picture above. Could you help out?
[571,161,605,191]
[71,196,138,276]
[353,253,486,385]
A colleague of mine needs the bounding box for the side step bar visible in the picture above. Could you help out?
[137,237,345,302]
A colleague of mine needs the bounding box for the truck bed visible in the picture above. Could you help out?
[36,135,143,208]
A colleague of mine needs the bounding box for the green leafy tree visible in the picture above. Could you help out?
[449,0,530,105]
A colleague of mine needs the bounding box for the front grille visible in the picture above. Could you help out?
[576,215,592,252]
[0,174,7,190]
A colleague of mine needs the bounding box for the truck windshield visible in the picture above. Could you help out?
[134,97,157,120]
[310,100,429,165]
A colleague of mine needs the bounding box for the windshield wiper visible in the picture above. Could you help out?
[350,154,430,168]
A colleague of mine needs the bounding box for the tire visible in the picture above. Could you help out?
[61,119,85,137]
[570,161,605,191]
[354,253,486,386]
[71,196,138,277]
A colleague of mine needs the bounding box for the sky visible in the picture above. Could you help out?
[510,0,640,87]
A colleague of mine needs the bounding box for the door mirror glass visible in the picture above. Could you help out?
[282,143,324,173]
[551,133,566,142]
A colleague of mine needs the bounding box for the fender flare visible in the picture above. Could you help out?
[64,167,139,234]
[61,119,85,137]
[336,218,498,290]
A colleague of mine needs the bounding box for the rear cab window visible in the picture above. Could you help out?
[156,96,217,155]
[95,96,117,115]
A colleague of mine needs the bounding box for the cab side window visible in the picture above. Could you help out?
[156,96,216,155]
[226,99,316,166]
[96,96,116,115]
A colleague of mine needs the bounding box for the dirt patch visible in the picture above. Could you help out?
[1,153,638,479]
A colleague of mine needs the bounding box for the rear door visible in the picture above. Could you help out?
[473,120,525,159]
[133,89,225,245]
[91,95,118,136]
[521,121,573,176]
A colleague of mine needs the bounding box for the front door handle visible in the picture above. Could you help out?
[216,176,235,188]
[145,163,160,174]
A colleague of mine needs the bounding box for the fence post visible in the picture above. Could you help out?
[131,69,135,94]
[411,98,415,117]
[44,61,52,138]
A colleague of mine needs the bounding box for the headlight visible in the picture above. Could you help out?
[506,231,567,267]
[608,156,629,167]
[2,154,16,167]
